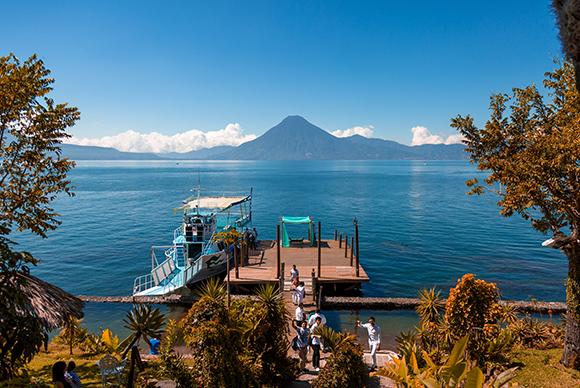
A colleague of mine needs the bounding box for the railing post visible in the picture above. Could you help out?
[234,244,239,278]
[280,262,285,292]
[350,236,354,266]
[317,221,321,278]
[335,229,337,240]
[311,268,316,303]
[355,221,359,277]
[339,234,342,248]
[277,224,281,278]
[345,234,348,257]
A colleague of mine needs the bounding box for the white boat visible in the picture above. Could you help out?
[132,189,252,296]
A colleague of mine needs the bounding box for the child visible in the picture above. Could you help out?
[64,361,83,388]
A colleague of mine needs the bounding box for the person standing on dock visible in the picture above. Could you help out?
[357,317,381,370]
[292,320,310,372]
[251,228,258,249]
[290,264,299,283]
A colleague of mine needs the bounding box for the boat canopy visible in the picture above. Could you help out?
[281,216,315,247]
[187,196,250,211]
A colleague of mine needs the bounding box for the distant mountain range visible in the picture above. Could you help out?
[61,116,467,161]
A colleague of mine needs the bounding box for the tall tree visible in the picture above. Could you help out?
[552,0,580,93]
[0,53,80,379]
[450,59,580,367]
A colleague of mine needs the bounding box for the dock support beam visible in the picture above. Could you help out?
[317,221,321,277]
[280,262,285,292]
[355,219,359,277]
[311,268,316,303]
[235,245,239,278]
[277,224,281,278]
[350,236,354,266]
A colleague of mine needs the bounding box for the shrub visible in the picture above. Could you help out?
[444,274,504,366]
[311,326,366,388]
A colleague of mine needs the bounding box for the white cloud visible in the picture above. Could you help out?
[410,126,465,146]
[64,123,257,153]
[329,125,374,138]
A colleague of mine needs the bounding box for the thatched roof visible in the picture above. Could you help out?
[1,272,85,330]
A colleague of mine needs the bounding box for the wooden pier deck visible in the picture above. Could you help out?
[228,239,369,294]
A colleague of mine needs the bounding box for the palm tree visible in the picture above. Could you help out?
[60,316,84,355]
[120,304,167,359]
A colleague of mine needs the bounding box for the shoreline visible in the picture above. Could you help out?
[76,294,567,315]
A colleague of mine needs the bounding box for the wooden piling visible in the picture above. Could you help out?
[277,224,281,278]
[317,221,321,277]
[355,222,359,277]
[350,236,354,266]
[344,235,348,257]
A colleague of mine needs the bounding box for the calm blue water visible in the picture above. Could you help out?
[14,160,566,344]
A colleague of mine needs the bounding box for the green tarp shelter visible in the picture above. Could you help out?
[280,216,315,247]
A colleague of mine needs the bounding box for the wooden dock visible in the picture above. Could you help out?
[228,238,369,299]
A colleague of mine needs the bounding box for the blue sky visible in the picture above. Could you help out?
[1,1,561,152]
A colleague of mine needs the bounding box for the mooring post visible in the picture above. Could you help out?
[277,224,281,278]
[318,285,323,309]
[280,262,285,292]
[344,234,348,257]
[311,268,316,302]
[234,244,239,278]
[317,221,321,277]
[350,236,354,266]
[355,220,360,277]
[334,229,337,240]
[339,234,342,248]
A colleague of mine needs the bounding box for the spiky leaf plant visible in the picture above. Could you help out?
[195,276,226,301]
[120,304,167,358]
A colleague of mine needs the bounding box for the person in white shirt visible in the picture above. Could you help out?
[309,316,323,371]
[357,316,381,370]
[295,303,305,323]
[290,264,299,283]
[296,281,305,305]
[308,308,327,327]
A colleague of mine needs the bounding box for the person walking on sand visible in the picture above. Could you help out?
[292,320,310,372]
[357,316,381,370]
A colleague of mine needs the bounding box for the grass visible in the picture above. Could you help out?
[21,343,580,388]
[509,348,580,388]
[25,344,105,388]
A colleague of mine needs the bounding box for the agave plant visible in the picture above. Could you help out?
[120,304,167,358]
[196,276,227,301]
[416,287,445,327]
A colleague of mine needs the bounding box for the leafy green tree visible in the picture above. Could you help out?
[0,53,79,379]
[450,59,580,367]
[120,304,167,359]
